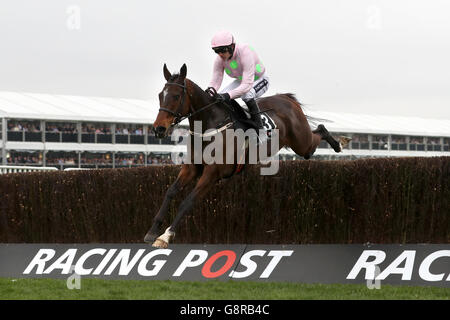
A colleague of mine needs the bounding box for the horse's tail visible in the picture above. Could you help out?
[280,93,332,126]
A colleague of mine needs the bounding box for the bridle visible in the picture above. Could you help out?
[158,81,221,127]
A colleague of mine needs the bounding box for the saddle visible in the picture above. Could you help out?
[221,99,279,178]
[226,99,259,132]
[205,87,260,132]
[226,99,277,141]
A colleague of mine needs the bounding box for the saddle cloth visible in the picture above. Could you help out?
[229,99,277,133]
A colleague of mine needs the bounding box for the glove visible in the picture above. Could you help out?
[217,93,231,102]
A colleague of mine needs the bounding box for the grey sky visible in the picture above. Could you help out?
[1,0,449,119]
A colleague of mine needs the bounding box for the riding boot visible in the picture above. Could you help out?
[245,99,264,129]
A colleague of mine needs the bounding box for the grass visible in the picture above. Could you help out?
[0,278,449,300]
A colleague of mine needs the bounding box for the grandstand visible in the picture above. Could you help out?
[0,91,449,169]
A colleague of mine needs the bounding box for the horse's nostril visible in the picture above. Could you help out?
[155,126,166,137]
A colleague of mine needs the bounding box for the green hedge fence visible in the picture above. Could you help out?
[0,157,448,244]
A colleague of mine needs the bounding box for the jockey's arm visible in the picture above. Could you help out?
[208,56,224,92]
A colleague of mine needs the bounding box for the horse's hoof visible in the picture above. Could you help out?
[144,233,158,244]
[152,238,169,248]
[339,136,352,151]
[330,140,341,153]
[151,227,175,248]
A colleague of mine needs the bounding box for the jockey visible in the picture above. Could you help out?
[208,31,269,129]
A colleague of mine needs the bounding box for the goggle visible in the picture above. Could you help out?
[212,46,229,54]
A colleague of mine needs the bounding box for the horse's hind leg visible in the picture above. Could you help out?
[302,132,322,159]
[144,164,198,243]
[292,124,341,159]
[287,127,321,160]
[313,124,342,153]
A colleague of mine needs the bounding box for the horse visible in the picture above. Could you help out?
[144,63,348,248]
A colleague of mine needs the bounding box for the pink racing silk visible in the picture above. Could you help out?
[209,43,265,99]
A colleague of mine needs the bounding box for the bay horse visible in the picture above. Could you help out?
[144,64,348,248]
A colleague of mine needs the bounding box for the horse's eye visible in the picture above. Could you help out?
[173,95,180,100]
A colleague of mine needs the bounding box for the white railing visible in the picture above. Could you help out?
[0,165,59,174]
[0,166,146,174]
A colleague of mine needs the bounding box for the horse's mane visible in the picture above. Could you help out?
[277,93,303,108]
[167,74,211,101]
[169,74,205,94]
[185,78,214,102]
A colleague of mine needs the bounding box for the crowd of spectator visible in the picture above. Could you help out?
[6,152,174,167]
[351,134,369,143]
[6,154,42,165]
[115,154,145,166]
[371,135,388,150]
[147,157,173,165]
[3,121,192,145]
[427,137,441,145]
[46,123,77,133]
[81,124,111,134]
[82,156,113,165]
[372,135,388,144]
[81,124,148,135]
[391,136,407,144]
[409,137,424,144]
[46,157,77,166]
[8,121,41,132]
[115,126,144,135]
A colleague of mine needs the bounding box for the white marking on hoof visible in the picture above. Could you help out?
[152,238,168,248]
[152,227,175,248]
[339,136,352,152]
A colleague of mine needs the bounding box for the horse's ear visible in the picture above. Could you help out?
[179,64,187,80]
[163,64,171,81]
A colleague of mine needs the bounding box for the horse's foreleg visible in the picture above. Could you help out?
[143,181,179,243]
[152,167,219,248]
[144,165,198,243]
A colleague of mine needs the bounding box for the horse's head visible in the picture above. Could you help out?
[153,64,191,138]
